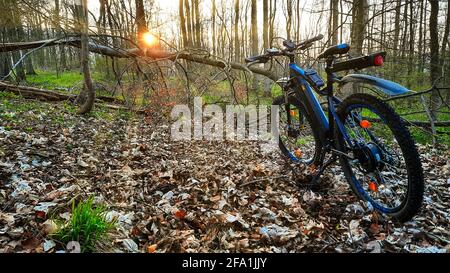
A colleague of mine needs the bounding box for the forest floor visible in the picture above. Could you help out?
[0,93,449,253]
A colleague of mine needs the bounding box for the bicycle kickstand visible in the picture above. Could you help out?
[309,155,337,191]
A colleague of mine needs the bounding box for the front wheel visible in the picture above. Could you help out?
[273,95,322,166]
[335,93,424,222]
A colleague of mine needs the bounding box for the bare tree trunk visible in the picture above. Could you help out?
[251,0,258,92]
[263,0,268,49]
[234,0,240,62]
[0,54,8,79]
[295,0,300,42]
[407,0,414,89]
[418,0,424,75]
[350,0,368,94]
[135,0,148,48]
[269,0,277,46]
[428,0,440,121]
[263,0,270,97]
[442,0,450,103]
[9,0,26,81]
[440,0,450,69]
[350,0,368,56]
[76,0,95,114]
[286,0,292,40]
[55,0,67,71]
[179,0,189,48]
[212,0,216,54]
[193,0,201,47]
[393,0,401,58]
[400,0,409,59]
[25,50,36,75]
[184,0,193,46]
[380,0,385,50]
[331,0,339,45]
[190,0,196,45]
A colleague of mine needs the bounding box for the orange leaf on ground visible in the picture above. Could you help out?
[174,210,186,219]
[147,244,157,253]
[35,211,46,219]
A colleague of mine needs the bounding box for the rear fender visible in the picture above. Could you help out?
[340,74,411,96]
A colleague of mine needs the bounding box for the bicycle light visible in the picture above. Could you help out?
[374,55,384,66]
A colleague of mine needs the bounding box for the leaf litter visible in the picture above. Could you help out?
[0,100,449,253]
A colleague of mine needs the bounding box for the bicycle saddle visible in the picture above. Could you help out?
[318,43,350,59]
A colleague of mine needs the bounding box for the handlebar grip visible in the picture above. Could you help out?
[303,34,324,45]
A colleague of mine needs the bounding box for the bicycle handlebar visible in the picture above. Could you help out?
[245,34,324,64]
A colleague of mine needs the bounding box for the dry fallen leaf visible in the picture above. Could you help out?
[35,211,46,219]
[209,195,221,202]
[370,223,380,235]
[174,210,187,219]
[147,244,157,253]
[42,219,58,234]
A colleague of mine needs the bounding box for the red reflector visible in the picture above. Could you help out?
[374,55,384,66]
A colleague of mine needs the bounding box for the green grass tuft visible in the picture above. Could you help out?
[26,70,103,90]
[51,197,115,253]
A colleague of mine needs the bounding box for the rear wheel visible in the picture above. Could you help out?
[335,93,424,222]
[273,95,322,166]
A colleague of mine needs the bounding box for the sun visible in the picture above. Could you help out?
[142,32,158,47]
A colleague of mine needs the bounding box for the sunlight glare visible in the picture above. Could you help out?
[142,32,158,47]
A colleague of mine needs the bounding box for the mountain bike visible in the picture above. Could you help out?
[245,34,424,222]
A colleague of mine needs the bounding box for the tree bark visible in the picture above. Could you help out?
[263,0,269,49]
[234,0,240,62]
[75,0,95,114]
[193,0,201,47]
[418,0,424,74]
[393,0,401,58]
[407,0,414,88]
[212,0,216,55]
[286,0,292,40]
[269,0,277,46]
[331,0,339,45]
[251,0,259,91]
[442,0,450,102]
[184,0,193,46]
[428,0,440,121]
[179,0,189,48]
[350,0,368,56]
[135,0,148,48]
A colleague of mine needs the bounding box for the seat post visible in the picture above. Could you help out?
[325,56,335,96]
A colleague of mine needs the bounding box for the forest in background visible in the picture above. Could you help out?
[0,1,449,92]
[0,0,449,81]
[0,0,449,145]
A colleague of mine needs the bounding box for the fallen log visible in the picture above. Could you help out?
[0,81,73,101]
[0,81,143,113]
[0,81,126,106]
[0,37,278,81]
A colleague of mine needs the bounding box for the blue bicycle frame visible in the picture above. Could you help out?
[287,60,410,149]
[288,63,352,146]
